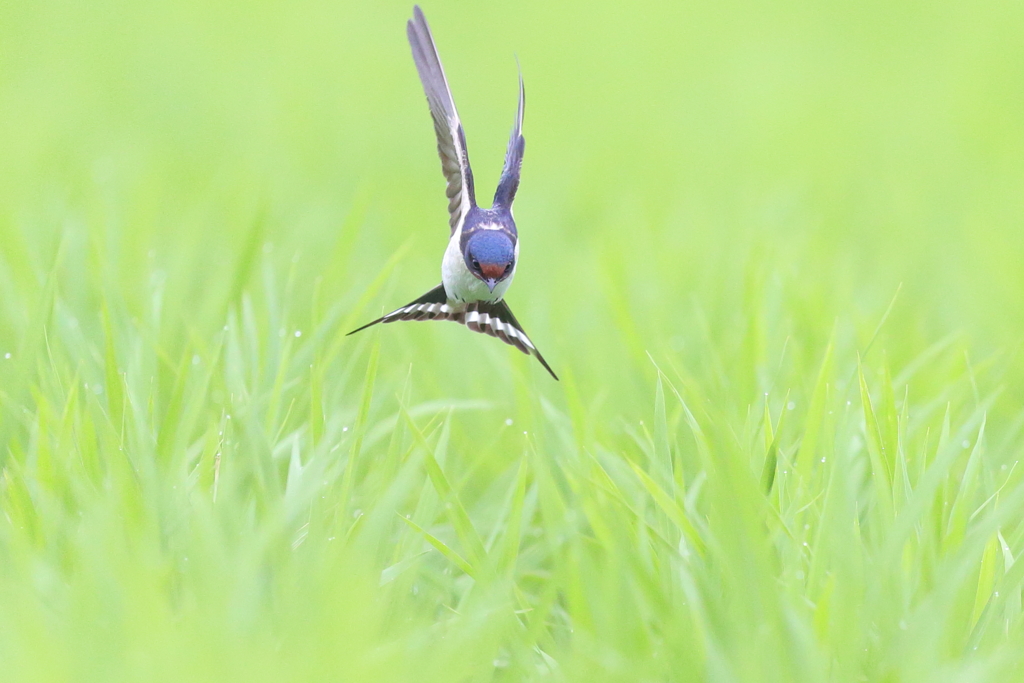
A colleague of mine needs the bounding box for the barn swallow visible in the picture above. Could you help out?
[348,5,556,380]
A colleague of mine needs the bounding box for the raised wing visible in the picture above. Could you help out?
[407,6,476,234]
[493,65,525,209]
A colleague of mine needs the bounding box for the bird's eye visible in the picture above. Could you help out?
[504,263,513,273]
[471,258,479,269]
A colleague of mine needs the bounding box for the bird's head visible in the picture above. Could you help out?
[464,231,515,293]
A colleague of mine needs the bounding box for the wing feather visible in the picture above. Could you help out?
[407,6,475,234]
[492,65,525,209]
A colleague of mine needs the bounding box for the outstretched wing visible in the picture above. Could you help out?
[346,284,452,335]
[492,64,525,209]
[464,300,557,380]
[407,6,476,234]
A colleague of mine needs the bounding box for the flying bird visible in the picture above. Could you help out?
[347,5,557,380]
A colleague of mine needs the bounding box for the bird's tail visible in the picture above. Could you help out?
[347,284,450,335]
[348,285,557,380]
[468,299,557,380]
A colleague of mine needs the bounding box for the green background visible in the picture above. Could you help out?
[1,0,1023,680]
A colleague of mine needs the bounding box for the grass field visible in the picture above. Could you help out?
[2,0,1024,680]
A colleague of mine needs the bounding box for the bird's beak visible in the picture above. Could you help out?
[485,278,497,293]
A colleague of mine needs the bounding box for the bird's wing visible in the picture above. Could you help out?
[346,284,451,335]
[407,6,476,235]
[492,65,525,209]
[465,300,557,380]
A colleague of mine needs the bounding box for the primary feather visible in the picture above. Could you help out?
[493,67,525,209]
[406,6,476,234]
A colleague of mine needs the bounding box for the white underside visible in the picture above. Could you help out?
[441,224,518,304]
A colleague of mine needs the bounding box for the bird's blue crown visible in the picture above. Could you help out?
[465,230,514,267]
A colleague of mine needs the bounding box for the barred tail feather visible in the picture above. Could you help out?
[347,284,450,335]
[348,285,557,380]
[466,300,557,380]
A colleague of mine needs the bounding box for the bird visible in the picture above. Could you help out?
[348,5,557,380]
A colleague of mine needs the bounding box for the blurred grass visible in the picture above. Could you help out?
[2,0,1024,680]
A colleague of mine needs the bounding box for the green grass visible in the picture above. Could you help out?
[2,0,1024,680]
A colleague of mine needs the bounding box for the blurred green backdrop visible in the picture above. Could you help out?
[1,0,1023,681]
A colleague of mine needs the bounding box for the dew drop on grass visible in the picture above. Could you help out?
[787,401,796,411]
[192,355,200,365]
[962,440,970,448]
[3,353,9,359]
[294,330,302,338]
[343,426,349,432]
[94,384,104,395]
[505,418,513,426]
[899,620,908,630]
